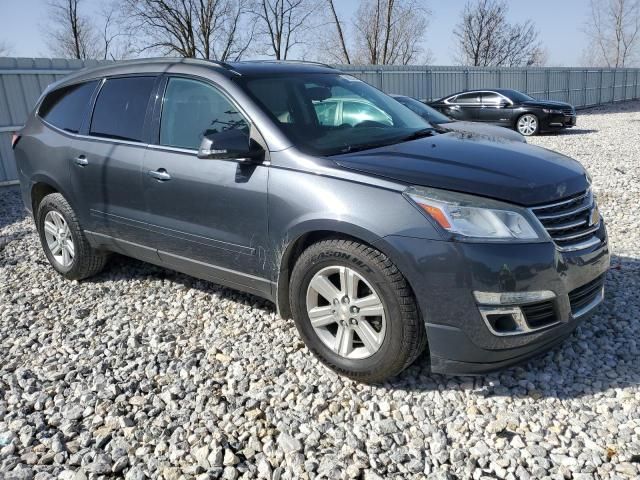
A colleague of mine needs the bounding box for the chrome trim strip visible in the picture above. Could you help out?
[530,190,590,211]
[545,218,588,231]
[478,305,560,337]
[553,223,601,242]
[555,236,602,252]
[572,287,604,318]
[535,203,593,221]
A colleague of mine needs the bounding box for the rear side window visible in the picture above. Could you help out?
[39,81,98,133]
[90,77,155,142]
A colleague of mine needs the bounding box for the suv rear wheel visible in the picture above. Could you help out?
[36,193,108,280]
[289,239,426,383]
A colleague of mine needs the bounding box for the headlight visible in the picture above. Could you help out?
[542,108,563,114]
[404,186,543,241]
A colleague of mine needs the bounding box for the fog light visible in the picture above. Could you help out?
[473,290,555,305]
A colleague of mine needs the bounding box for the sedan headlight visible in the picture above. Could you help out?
[405,186,543,241]
[542,108,564,114]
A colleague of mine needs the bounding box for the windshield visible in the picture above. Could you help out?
[503,90,534,102]
[240,73,433,155]
[394,96,451,124]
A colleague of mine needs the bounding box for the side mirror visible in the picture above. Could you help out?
[197,129,264,162]
[499,99,510,108]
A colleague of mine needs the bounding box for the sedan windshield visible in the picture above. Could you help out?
[394,96,452,124]
[239,73,433,155]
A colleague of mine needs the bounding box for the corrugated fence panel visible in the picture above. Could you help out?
[1,59,639,183]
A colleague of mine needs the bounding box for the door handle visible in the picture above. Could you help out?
[74,155,88,166]
[147,169,172,181]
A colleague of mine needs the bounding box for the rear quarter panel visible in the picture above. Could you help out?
[14,119,77,216]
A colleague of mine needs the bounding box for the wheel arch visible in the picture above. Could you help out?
[274,221,418,321]
[29,174,72,220]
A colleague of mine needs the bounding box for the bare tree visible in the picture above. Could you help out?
[352,0,431,65]
[123,0,253,60]
[326,0,351,64]
[0,41,12,56]
[46,0,99,59]
[584,0,640,67]
[251,0,316,60]
[454,0,544,67]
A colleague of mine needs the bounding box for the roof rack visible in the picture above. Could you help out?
[236,59,335,69]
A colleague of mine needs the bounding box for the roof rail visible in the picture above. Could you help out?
[237,59,335,69]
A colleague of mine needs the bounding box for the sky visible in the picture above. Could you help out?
[0,0,591,66]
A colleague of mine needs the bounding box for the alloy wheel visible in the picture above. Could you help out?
[43,210,75,267]
[517,114,538,136]
[306,265,387,359]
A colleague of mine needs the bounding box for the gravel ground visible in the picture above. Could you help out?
[1,101,639,480]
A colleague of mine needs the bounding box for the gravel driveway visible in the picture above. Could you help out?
[1,101,639,480]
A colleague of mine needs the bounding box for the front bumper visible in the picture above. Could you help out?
[383,224,609,375]
[543,112,576,129]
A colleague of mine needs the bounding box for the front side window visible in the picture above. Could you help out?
[160,77,249,150]
[240,73,430,155]
[39,81,98,133]
[90,76,156,142]
[481,92,503,105]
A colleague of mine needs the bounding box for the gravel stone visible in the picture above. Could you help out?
[1,101,639,478]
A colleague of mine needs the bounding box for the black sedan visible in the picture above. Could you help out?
[391,94,526,143]
[429,89,576,136]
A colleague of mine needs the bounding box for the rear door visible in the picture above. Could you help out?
[142,76,270,295]
[70,75,159,258]
[445,92,481,121]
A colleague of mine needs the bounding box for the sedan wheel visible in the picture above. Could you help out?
[306,265,387,359]
[517,114,539,136]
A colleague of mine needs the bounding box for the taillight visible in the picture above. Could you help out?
[11,133,21,149]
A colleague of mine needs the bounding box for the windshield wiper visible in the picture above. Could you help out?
[398,127,438,142]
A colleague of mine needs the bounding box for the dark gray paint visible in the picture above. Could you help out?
[14,59,610,374]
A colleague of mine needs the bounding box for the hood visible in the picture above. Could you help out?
[333,131,589,206]
[522,99,573,109]
[441,121,526,143]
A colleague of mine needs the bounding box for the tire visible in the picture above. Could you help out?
[516,113,539,136]
[289,239,427,383]
[36,193,108,280]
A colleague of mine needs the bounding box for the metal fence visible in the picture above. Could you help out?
[339,65,640,105]
[1,58,640,184]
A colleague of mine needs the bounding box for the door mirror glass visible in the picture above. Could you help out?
[197,129,263,161]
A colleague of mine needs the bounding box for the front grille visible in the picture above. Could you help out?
[521,300,557,329]
[562,107,575,116]
[530,190,602,251]
[569,275,605,314]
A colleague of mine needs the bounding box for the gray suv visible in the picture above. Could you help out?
[13,59,609,382]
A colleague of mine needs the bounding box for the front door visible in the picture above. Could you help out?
[143,76,270,296]
[478,92,514,126]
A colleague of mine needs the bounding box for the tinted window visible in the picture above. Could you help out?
[395,96,451,124]
[90,77,155,142]
[39,81,98,133]
[342,101,392,126]
[481,92,503,104]
[453,93,480,104]
[313,101,338,126]
[160,77,249,150]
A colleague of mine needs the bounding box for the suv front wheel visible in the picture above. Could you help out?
[36,193,108,280]
[289,239,426,383]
